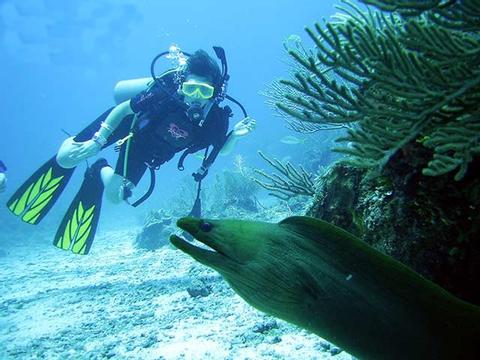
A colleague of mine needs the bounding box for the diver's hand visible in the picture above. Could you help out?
[232,117,256,137]
[0,173,6,193]
[68,139,102,162]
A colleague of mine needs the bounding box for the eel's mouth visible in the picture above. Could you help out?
[170,217,228,269]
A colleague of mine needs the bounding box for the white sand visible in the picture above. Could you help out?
[0,227,353,360]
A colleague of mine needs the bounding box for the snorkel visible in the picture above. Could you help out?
[212,46,248,118]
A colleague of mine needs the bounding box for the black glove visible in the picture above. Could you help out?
[192,165,208,182]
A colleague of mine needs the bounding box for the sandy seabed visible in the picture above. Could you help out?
[0,227,353,360]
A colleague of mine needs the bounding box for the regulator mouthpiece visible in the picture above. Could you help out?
[187,103,205,125]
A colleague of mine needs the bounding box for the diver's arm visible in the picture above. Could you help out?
[114,78,152,104]
[220,117,256,156]
[94,100,134,144]
[219,135,239,156]
[56,101,134,168]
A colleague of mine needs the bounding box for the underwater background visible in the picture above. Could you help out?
[2,0,480,359]
[1,0,346,359]
[0,0,338,229]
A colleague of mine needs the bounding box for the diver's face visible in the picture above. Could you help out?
[181,74,215,107]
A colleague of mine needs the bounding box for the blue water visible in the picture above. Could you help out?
[0,0,343,358]
[1,0,338,225]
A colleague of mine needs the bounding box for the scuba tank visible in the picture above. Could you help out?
[113,77,152,105]
[112,45,188,104]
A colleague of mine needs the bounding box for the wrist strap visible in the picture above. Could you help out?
[92,131,108,147]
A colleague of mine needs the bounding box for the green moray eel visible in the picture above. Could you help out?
[170,216,480,360]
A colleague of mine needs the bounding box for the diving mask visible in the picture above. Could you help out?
[181,80,215,99]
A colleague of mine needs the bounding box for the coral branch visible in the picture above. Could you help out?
[254,151,315,200]
[267,0,480,180]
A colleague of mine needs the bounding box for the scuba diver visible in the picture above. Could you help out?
[0,160,6,193]
[7,46,255,255]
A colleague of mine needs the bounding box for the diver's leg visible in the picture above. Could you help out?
[100,166,134,204]
[106,138,147,204]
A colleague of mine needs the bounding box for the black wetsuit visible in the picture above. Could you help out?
[74,72,231,185]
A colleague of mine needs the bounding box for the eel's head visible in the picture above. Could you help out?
[170,217,316,319]
[170,217,269,274]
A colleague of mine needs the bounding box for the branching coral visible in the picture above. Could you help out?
[254,151,315,200]
[362,0,479,31]
[211,157,260,213]
[220,170,259,210]
[271,0,480,180]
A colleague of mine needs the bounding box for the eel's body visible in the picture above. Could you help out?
[171,216,480,359]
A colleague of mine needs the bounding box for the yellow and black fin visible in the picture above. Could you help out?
[7,156,75,224]
[53,159,108,255]
[53,159,107,255]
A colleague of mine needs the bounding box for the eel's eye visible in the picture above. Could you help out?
[200,221,212,232]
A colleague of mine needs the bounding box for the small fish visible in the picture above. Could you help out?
[280,135,306,145]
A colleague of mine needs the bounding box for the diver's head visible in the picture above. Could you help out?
[179,50,222,125]
[181,49,222,106]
